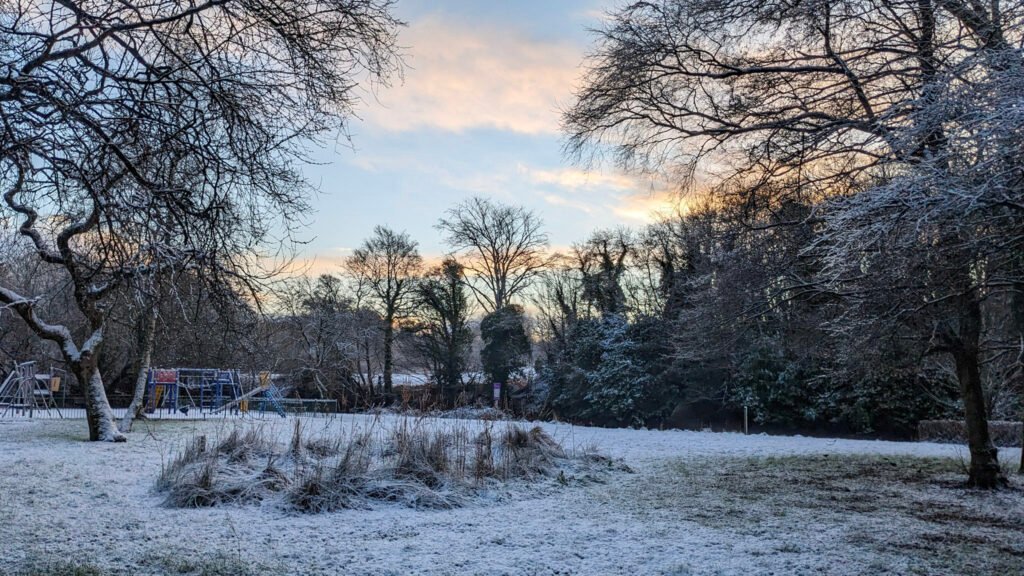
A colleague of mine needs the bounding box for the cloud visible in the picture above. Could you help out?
[521,165,635,191]
[275,252,348,278]
[362,16,581,135]
[541,193,594,214]
[612,191,682,222]
[520,164,682,222]
[437,171,514,198]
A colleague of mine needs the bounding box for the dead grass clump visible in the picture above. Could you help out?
[473,427,494,480]
[390,421,448,488]
[288,466,357,512]
[497,426,566,480]
[18,561,104,576]
[156,434,210,492]
[219,427,272,463]
[157,418,623,513]
[256,458,290,491]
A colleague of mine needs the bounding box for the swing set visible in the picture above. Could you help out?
[0,361,64,418]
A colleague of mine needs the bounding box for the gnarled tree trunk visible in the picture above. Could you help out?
[74,354,126,442]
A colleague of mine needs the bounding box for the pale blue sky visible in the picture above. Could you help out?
[295,0,677,274]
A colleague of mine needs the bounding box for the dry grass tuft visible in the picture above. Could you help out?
[157,418,622,513]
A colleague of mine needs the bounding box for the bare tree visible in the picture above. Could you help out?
[437,197,549,312]
[272,274,380,407]
[344,308,387,403]
[564,0,1023,487]
[0,0,403,441]
[346,226,422,400]
[531,256,584,350]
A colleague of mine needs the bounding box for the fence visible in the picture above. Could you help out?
[0,395,339,420]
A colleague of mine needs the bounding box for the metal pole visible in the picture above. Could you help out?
[744,406,749,435]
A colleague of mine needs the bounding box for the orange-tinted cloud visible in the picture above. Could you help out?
[362,16,580,134]
[612,190,683,222]
[277,252,350,278]
[519,165,683,223]
[522,166,636,191]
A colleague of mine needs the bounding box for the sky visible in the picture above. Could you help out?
[294,0,679,275]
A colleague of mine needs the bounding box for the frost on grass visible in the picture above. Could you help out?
[16,553,269,576]
[156,419,626,512]
[635,454,1024,575]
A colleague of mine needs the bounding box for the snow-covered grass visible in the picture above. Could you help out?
[155,418,618,512]
[0,415,1022,575]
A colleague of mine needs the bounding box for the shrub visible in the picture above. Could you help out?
[156,418,624,512]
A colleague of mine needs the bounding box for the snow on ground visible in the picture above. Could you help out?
[0,414,1021,575]
[0,408,298,421]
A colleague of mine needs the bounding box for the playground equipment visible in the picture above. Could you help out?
[0,361,64,418]
[213,372,288,417]
[145,368,287,417]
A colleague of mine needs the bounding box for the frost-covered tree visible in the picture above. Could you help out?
[814,52,1024,487]
[565,0,1023,487]
[0,0,402,441]
[545,314,674,427]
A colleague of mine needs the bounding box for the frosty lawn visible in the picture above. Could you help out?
[0,415,1021,576]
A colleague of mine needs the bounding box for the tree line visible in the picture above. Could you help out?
[560,0,1024,488]
[2,0,1022,490]
[6,191,1016,458]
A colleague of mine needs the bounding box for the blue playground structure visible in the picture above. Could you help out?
[144,368,287,417]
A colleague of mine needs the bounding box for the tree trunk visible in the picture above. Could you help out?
[446,350,459,409]
[119,304,158,433]
[363,339,374,406]
[383,319,394,403]
[76,358,126,442]
[953,296,1005,487]
[1010,278,1024,474]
